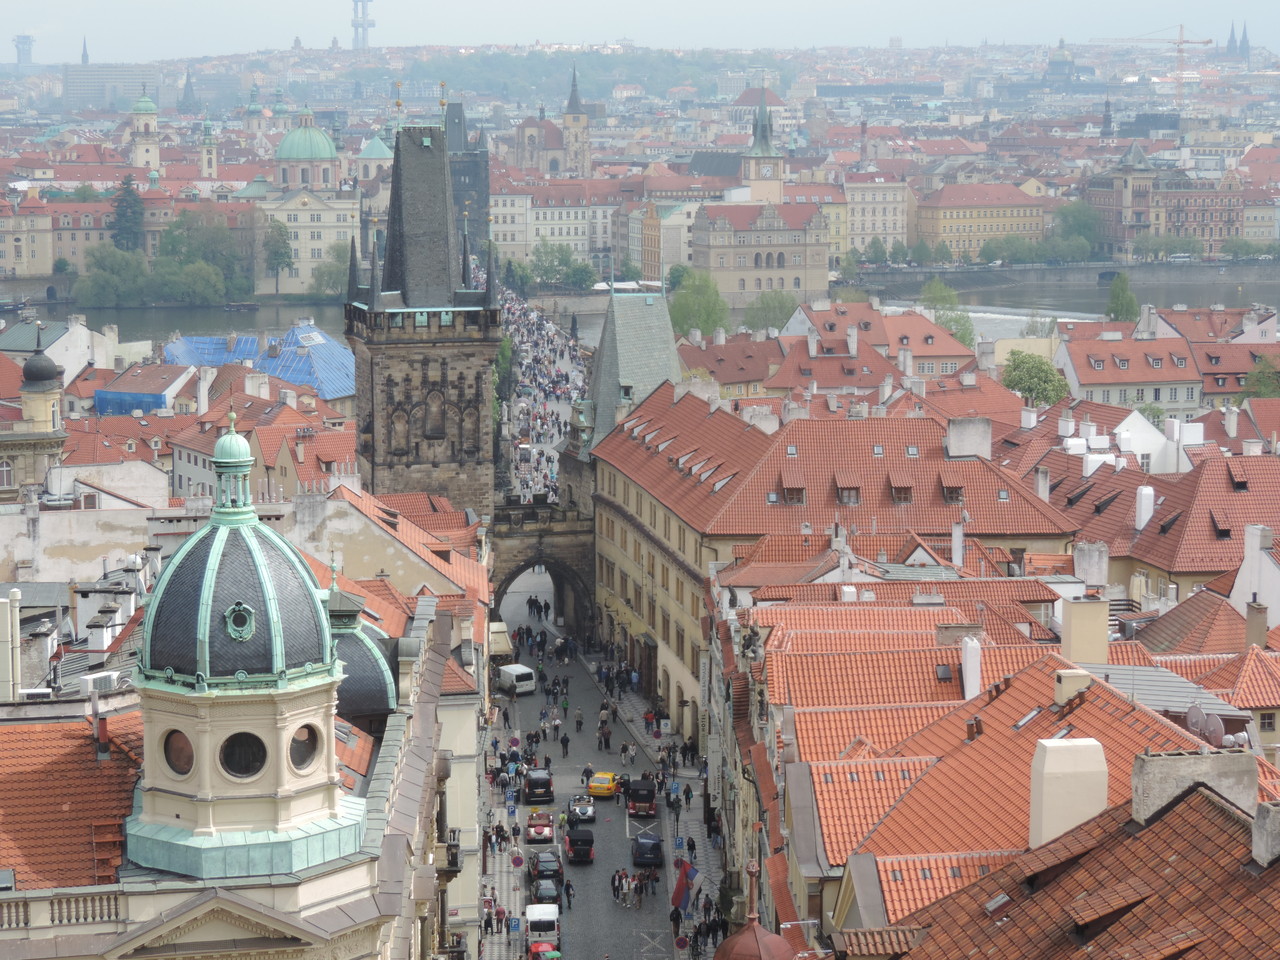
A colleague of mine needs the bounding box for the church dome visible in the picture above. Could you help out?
[276,119,338,161]
[713,919,795,960]
[142,413,332,687]
[22,348,59,386]
[132,92,158,115]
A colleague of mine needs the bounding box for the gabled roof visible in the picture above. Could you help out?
[1134,589,1248,655]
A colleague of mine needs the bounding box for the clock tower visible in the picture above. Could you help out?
[741,87,782,204]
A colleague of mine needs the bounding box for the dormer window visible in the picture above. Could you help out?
[1092,360,1104,371]
[1209,354,1221,365]
[1173,356,1186,367]
[873,444,884,457]
[786,444,798,457]
[838,485,860,505]
[891,484,913,504]
[925,335,935,344]
[1117,359,1128,369]
[1150,357,1162,368]
[943,485,963,504]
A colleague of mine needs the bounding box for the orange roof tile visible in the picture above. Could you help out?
[793,704,971,760]
[812,757,937,864]
[1134,590,1248,655]
[876,850,1022,923]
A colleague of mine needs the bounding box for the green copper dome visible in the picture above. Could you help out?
[276,123,338,161]
[132,94,158,115]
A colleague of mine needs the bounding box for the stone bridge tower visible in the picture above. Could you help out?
[345,125,502,516]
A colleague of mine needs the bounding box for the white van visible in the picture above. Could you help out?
[524,904,560,947]
[497,663,537,696]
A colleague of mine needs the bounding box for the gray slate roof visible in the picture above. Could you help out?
[1076,661,1250,720]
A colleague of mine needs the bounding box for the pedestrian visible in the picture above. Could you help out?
[483,908,494,936]
[702,894,713,922]
[611,870,621,902]
[544,754,552,772]
[564,878,574,910]
[561,733,571,757]
[575,706,584,732]
[670,905,682,938]
[684,783,694,810]
[687,836,697,862]
[495,904,507,940]
[502,706,511,730]
[582,763,594,786]
[697,919,710,948]
[603,725,612,751]
[491,736,500,758]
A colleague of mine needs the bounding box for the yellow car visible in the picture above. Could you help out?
[587,772,622,797]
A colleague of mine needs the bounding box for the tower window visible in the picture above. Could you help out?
[290,724,321,771]
[220,732,267,778]
[163,729,194,776]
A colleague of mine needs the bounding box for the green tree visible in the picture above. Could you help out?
[1106,272,1140,322]
[503,259,534,298]
[1022,312,1057,338]
[308,241,351,298]
[1131,234,1162,262]
[831,286,870,303]
[71,184,100,201]
[1136,402,1167,425]
[530,238,575,287]
[1241,355,1280,400]
[889,239,910,264]
[110,175,144,252]
[933,241,952,264]
[910,239,933,265]
[744,289,797,332]
[617,255,643,282]
[72,243,148,307]
[839,253,861,282]
[158,211,250,298]
[979,239,1003,263]
[52,257,73,275]
[1002,350,1069,406]
[1053,200,1102,251]
[1222,237,1258,261]
[264,219,294,294]
[920,277,974,348]
[863,236,887,264]
[668,269,728,337]
[563,261,598,292]
[667,263,691,291]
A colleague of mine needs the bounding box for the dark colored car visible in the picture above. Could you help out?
[628,781,657,817]
[565,828,594,864]
[528,848,564,882]
[528,877,562,904]
[524,769,554,804]
[631,835,664,867]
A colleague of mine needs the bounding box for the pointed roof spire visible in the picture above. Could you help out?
[476,124,488,151]
[485,227,498,308]
[380,125,462,308]
[81,37,88,65]
[1227,22,1238,57]
[368,251,382,309]
[744,85,778,158]
[566,64,585,115]
[346,237,360,303]
[461,228,472,289]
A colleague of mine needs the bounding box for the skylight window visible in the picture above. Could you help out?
[1013,707,1042,730]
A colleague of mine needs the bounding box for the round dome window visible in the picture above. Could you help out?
[290,724,320,771]
[163,729,194,775]
[220,732,267,778]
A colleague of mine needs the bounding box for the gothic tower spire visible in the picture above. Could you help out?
[566,64,585,115]
[81,36,88,65]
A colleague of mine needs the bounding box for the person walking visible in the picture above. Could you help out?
[702,894,713,923]
[483,908,494,937]
[560,732,571,758]
[670,905,682,938]
[563,878,575,911]
[687,836,697,862]
[684,783,694,810]
[574,706,584,732]
[502,706,511,730]
[582,763,594,786]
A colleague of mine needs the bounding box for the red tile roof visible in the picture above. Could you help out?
[793,704,956,759]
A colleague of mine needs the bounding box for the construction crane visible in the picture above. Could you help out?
[1090,24,1213,110]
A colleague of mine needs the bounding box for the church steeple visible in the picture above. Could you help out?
[566,65,585,116]
[744,86,778,158]
[1227,22,1238,57]
[80,36,88,65]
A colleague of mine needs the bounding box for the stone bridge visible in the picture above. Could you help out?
[490,495,595,643]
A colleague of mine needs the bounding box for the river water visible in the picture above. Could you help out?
[19,273,1280,356]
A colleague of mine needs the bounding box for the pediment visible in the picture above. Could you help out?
[104,888,329,959]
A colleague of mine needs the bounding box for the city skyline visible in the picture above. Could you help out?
[11,2,1276,65]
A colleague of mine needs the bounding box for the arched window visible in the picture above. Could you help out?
[765,253,774,268]
[322,167,330,184]
[777,250,785,265]
[793,277,801,289]
[0,461,12,488]
[753,252,762,268]
[300,167,310,184]
[766,277,773,290]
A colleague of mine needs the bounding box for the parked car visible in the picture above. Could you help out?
[587,772,622,797]
[565,828,595,864]
[631,835,664,867]
[526,811,556,844]
[528,876,562,905]
[525,768,554,804]
[569,795,596,822]
[528,848,564,882]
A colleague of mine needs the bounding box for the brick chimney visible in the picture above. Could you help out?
[1029,738,1107,848]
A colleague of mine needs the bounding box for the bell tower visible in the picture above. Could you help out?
[741,87,782,204]
[200,119,218,179]
[344,125,502,516]
[562,66,591,177]
[130,86,160,171]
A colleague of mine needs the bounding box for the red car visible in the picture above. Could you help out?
[526,811,556,844]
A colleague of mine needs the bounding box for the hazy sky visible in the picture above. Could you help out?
[14,2,1276,64]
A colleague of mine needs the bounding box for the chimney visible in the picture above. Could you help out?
[946,417,992,460]
[1225,405,1239,439]
[1061,596,1109,665]
[960,634,982,700]
[1254,801,1280,868]
[936,622,981,647]
[904,376,926,397]
[807,332,819,357]
[952,521,966,569]
[1164,417,1181,442]
[1057,414,1075,438]
[1248,602,1269,648]
[279,388,297,409]
[1131,748,1257,826]
[196,365,215,416]
[1053,668,1093,705]
[690,328,703,347]
[959,371,977,387]
[1029,738,1108,848]
[1021,407,1037,430]
[845,326,858,357]
[1035,466,1050,502]
[897,347,914,376]
[1135,485,1155,531]
[1072,541,1110,589]
[1243,438,1264,456]
[878,375,894,405]
[714,328,726,347]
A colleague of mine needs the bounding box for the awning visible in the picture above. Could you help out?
[640,632,658,649]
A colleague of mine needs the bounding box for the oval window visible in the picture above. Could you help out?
[290,724,320,771]
[164,729,194,775]
[220,732,267,778]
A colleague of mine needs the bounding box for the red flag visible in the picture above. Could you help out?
[671,857,690,909]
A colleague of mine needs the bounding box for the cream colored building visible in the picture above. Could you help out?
[845,172,914,255]
[257,190,360,295]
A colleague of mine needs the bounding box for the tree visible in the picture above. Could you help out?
[563,261,598,292]
[979,239,1003,263]
[1022,312,1057,338]
[52,257,74,275]
[1053,200,1102,251]
[744,290,797,332]
[920,277,974,348]
[158,211,250,298]
[617,255,643,283]
[264,220,294,294]
[933,241,952,264]
[838,253,861,283]
[1106,272,1139,323]
[889,239,910,264]
[667,264,691,291]
[1222,237,1258,261]
[1241,355,1280,400]
[1002,350,1069,406]
[910,239,933,265]
[1136,402,1167,426]
[1131,234,1162,262]
[530,238,575,287]
[110,175,145,252]
[863,236,887,264]
[71,184,100,202]
[308,241,351,298]
[668,269,728,337]
[72,243,148,307]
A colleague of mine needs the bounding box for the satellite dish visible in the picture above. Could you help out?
[1233,732,1250,748]
[1187,703,1206,734]
[1203,713,1225,748]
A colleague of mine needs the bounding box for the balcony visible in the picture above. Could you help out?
[437,828,463,878]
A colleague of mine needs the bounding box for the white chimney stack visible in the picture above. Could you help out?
[1021,407,1037,430]
[960,634,982,700]
[1029,738,1108,848]
[1225,405,1239,439]
[1135,485,1155,531]
[952,520,966,570]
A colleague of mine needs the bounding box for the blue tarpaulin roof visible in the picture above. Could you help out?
[163,321,354,400]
